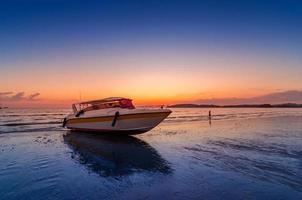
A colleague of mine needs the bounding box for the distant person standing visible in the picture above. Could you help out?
[208,110,212,126]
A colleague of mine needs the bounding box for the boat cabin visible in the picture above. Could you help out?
[72,97,135,113]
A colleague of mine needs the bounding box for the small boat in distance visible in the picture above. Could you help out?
[63,97,171,135]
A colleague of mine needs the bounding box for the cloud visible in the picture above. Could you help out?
[251,90,302,103]
[28,93,40,100]
[0,91,41,101]
[0,92,13,96]
[10,92,25,101]
[192,90,302,105]
[0,92,14,100]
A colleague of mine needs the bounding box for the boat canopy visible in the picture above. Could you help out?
[79,97,130,105]
[72,97,135,113]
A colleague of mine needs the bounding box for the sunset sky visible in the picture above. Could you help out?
[1,0,302,107]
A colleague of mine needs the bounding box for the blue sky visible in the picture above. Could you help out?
[1,0,302,61]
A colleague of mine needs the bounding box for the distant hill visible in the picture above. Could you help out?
[168,103,302,108]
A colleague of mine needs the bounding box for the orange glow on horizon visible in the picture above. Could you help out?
[0,87,285,108]
[1,47,301,108]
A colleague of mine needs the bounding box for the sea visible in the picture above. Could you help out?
[0,108,302,200]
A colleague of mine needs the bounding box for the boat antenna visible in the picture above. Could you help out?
[78,91,82,109]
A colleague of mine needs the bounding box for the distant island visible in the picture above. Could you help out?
[168,103,302,108]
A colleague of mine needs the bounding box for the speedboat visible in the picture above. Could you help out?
[63,97,171,135]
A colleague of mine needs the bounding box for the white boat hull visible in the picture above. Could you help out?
[65,109,171,135]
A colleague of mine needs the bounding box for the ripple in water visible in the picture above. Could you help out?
[184,137,302,191]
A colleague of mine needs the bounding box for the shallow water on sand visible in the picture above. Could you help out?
[0,108,302,199]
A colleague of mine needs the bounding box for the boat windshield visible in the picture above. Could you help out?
[72,98,135,113]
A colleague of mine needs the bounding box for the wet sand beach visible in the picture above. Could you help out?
[1,108,302,200]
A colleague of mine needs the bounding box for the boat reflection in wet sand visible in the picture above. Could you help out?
[63,132,171,177]
[63,97,171,135]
